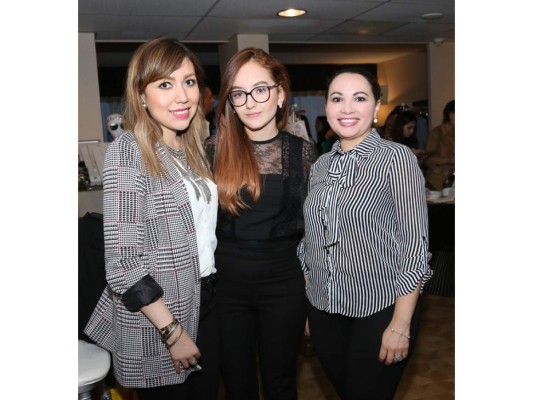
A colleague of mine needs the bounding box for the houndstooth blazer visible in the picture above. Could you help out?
[84,131,202,388]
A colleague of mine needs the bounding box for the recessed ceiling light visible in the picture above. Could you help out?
[277,8,307,18]
[420,12,444,20]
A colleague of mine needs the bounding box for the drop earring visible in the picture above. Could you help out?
[373,117,378,124]
[141,97,147,108]
[278,103,282,109]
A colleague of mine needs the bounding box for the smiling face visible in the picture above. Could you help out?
[142,58,200,139]
[231,60,285,139]
[325,72,380,151]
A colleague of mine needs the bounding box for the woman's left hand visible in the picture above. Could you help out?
[378,323,410,366]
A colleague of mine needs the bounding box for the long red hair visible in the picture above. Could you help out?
[213,48,290,215]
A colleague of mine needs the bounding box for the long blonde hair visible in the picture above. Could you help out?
[214,47,290,215]
[123,37,212,180]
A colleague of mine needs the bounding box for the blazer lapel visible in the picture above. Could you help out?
[156,143,192,209]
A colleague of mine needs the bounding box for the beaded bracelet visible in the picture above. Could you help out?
[391,327,411,340]
[165,324,184,349]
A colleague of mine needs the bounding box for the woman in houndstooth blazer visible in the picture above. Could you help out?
[84,37,220,399]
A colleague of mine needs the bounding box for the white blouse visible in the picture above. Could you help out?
[181,176,218,278]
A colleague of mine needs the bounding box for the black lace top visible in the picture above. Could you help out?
[204,131,317,241]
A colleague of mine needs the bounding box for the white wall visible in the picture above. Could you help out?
[79,33,105,215]
[79,33,104,141]
[218,34,270,78]
[428,42,455,129]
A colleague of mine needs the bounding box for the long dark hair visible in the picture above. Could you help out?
[391,111,418,147]
[443,100,455,123]
[325,67,382,102]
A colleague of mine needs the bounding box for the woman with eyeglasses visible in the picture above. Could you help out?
[204,47,317,400]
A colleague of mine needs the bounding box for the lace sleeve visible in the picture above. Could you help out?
[301,139,318,194]
[203,135,216,169]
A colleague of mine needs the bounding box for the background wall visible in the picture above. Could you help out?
[428,42,455,129]
[377,51,429,124]
[79,33,454,141]
[78,33,104,142]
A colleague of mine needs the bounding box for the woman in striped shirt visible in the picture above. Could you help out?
[298,67,432,399]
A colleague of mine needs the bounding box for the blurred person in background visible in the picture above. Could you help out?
[376,105,405,141]
[424,100,455,190]
[391,110,427,165]
[200,85,216,141]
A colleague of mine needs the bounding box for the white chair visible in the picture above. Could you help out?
[78,340,112,400]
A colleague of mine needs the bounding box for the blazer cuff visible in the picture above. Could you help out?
[122,275,164,312]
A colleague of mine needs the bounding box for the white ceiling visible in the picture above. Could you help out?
[79,0,454,66]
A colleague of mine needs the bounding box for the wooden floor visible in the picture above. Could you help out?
[394,294,454,399]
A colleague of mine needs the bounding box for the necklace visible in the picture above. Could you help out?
[165,146,212,204]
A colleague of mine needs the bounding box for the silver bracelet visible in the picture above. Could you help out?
[391,327,411,339]
[159,318,179,342]
[165,324,184,349]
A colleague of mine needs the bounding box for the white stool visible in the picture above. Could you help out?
[78,340,111,400]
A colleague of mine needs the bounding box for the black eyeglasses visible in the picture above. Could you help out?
[228,84,280,107]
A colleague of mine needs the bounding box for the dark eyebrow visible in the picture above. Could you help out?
[159,72,196,81]
[231,80,270,91]
[329,91,369,97]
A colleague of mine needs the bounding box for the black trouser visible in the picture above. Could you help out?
[307,297,422,400]
[216,240,306,400]
[137,274,220,400]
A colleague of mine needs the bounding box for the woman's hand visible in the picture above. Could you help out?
[139,300,202,373]
[167,326,201,373]
[378,323,410,366]
[379,284,421,365]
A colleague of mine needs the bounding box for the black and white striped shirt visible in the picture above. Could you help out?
[298,129,432,318]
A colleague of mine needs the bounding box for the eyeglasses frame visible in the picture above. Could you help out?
[228,84,280,107]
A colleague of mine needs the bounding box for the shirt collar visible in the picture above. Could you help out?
[331,128,380,159]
